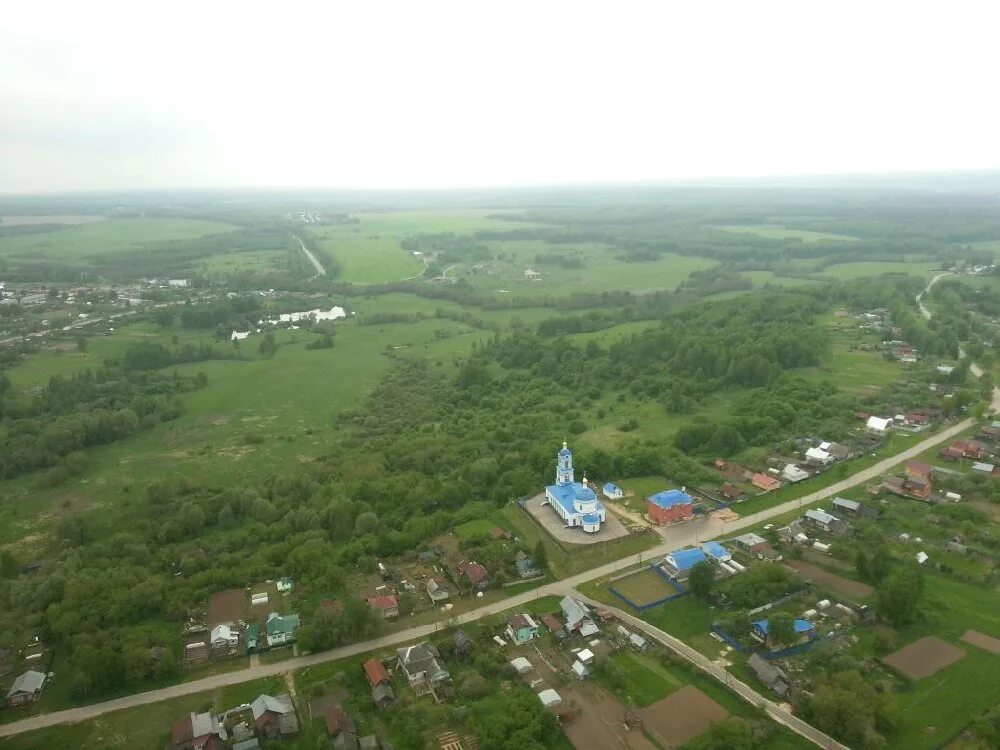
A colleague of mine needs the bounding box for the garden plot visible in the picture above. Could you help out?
[638,685,728,747]
[610,568,681,609]
[960,629,1000,654]
[784,560,873,599]
[883,637,965,680]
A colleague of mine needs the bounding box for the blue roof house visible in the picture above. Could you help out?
[544,442,606,533]
[664,547,707,577]
[752,618,816,646]
[700,541,732,563]
[602,482,623,500]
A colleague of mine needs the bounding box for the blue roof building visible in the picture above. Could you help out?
[700,541,732,562]
[752,618,816,644]
[664,547,707,573]
[544,442,605,533]
[649,490,693,509]
[602,482,623,500]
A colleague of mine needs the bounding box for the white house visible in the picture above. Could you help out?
[781,464,809,483]
[867,416,891,435]
[602,482,623,500]
[805,447,834,466]
[211,625,239,652]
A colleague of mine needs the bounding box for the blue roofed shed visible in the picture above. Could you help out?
[665,547,707,572]
[700,541,731,562]
[752,618,815,644]
[602,482,623,499]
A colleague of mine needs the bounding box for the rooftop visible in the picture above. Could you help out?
[648,489,693,509]
[667,547,708,570]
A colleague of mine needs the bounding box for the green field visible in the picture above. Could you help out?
[0,218,234,261]
[714,224,860,242]
[820,260,941,280]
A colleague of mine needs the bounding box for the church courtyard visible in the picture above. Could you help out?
[524,493,631,545]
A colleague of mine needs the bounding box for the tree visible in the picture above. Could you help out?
[877,566,924,627]
[688,561,715,601]
[694,717,768,750]
[767,612,797,647]
[258,332,278,359]
[354,511,379,536]
[532,540,548,570]
[806,669,897,748]
[75,336,87,352]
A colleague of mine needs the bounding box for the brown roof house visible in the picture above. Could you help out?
[457,560,489,590]
[250,693,298,739]
[367,595,399,619]
[171,711,227,750]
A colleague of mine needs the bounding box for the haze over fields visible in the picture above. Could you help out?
[2,0,1000,192]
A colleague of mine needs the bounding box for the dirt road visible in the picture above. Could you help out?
[295,235,326,276]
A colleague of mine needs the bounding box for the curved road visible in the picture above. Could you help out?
[917,272,997,409]
[0,410,979,740]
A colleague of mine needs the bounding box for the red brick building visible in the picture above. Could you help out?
[646,490,695,525]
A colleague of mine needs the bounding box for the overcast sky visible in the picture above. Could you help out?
[2,1,998,193]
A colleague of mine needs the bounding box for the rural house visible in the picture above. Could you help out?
[425,578,449,603]
[251,693,299,738]
[210,624,239,654]
[721,482,745,502]
[751,473,780,492]
[505,613,540,645]
[752,618,816,648]
[396,642,450,686]
[700,541,732,563]
[867,416,891,435]
[805,446,833,466]
[367,595,399,619]
[265,612,300,647]
[804,509,849,535]
[171,711,227,750]
[664,546,708,578]
[515,552,542,579]
[453,629,476,660]
[5,670,46,707]
[542,613,567,639]
[646,489,694,524]
[748,653,790,697]
[781,464,809,483]
[363,658,390,687]
[371,683,395,711]
[560,596,598,636]
[457,560,489,590]
[733,533,777,559]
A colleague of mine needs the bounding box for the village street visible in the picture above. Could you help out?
[0,411,979,740]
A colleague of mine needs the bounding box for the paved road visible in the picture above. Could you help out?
[573,591,851,750]
[295,235,326,276]
[0,412,977,740]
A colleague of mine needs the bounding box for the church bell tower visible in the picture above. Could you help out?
[556,441,574,484]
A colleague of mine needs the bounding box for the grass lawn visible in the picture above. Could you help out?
[455,518,498,539]
[313,227,425,283]
[743,270,826,288]
[0,218,234,261]
[713,224,860,243]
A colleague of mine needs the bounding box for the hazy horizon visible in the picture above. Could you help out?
[4,1,1000,194]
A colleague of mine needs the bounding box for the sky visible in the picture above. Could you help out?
[2,1,999,193]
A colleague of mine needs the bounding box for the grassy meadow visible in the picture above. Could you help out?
[713,224,860,242]
[0,218,234,262]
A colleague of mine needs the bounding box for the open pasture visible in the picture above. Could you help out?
[819,260,941,280]
[0,214,105,226]
[0,217,234,261]
[883,636,964,680]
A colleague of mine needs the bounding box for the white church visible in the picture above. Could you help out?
[544,442,606,533]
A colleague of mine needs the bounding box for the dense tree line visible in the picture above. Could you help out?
[0,365,204,480]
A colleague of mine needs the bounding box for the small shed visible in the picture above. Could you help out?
[538,689,563,708]
[576,648,595,664]
[628,633,649,652]
[571,660,590,679]
[510,657,533,675]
